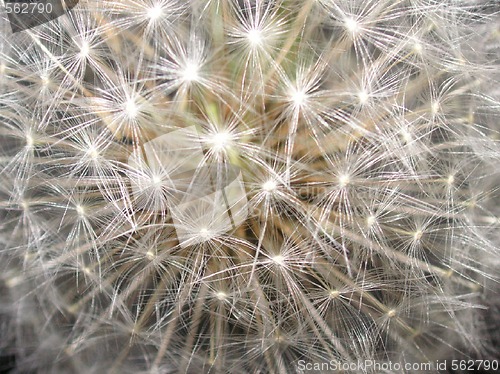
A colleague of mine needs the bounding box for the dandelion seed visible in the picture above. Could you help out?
[290,89,307,107]
[262,179,277,192]
[199,227,211,239]
[78,41,90,59]
[413,41,423,54]
[215,291,227,301]
[21,200,29,211]
[247,29,263,46]
[358,90,369,104]
[338,174,350,188]
[431,101,440,114]
[329,290,340,299]
[345,17,360,35]
[274,333,285,343]
[124,97,139,119]
[86,146,99,160]
[75,205,85,217]
[401,129,412,143]
[366,215,377,227]
[25,134,34,147]
[147,3,163,21]
[40,74,50,86]
[271,254,285,266]
[150,175,162,187]
[413,230,423,241]
[182,62,200,82]
[210,131,232,151]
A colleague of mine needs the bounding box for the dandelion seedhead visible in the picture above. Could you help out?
[1,0,500,373]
